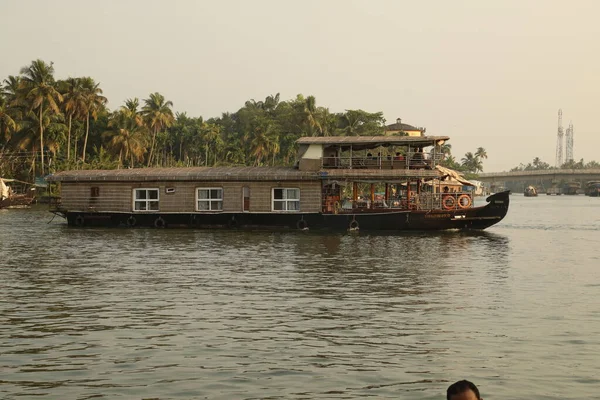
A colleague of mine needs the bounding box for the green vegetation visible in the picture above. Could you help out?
[0,59,488,181]
[511,157,600,171]
[437,144,487,175]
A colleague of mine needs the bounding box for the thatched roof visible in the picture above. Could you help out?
[47,167,321,182]
[435,165,476,186]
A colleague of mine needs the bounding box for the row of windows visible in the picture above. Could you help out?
[131,187,300,212]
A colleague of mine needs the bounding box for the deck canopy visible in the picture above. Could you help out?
[47,167,321,182]
[296,135,449,151]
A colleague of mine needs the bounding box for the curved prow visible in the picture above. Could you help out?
[485,190,510,214]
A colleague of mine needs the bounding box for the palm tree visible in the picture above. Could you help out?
[59,77,87,161]
[80,77,107,163]
[461,152,483,173]
[19,59,63,175]
[475,147,487,160]
[142,92,174,167]
[201,123,222,166]
[303,95,321,136]
[0,95,18,145]
[104,107,147,167]
[12,108,65,176]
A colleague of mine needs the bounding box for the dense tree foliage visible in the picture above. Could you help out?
[511,157,600,172]
[1,59,507,181]
[0,60,391,180]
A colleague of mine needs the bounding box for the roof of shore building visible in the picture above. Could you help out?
[384,118,425,132]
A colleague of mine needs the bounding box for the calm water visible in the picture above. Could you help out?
[1,195,599,400]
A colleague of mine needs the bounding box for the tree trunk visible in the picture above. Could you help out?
[82,112,90,163]
[147,128,158,167]
[39,105,44,176]
[67,114,72,162]
[205,144,208,166]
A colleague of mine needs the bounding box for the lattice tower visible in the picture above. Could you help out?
[555,109,564,167]
[565,121,574,162]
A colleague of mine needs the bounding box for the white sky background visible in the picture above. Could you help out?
[1,0,598,172]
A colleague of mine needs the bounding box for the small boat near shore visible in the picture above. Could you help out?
[585,181,600,197]
[524,186,538,197]
[0,178,36,209]
[47,135,510,231]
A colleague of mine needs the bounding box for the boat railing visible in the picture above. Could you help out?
[321,156,433,170]
[325,192,473,213]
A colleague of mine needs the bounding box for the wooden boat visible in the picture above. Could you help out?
[0,178,36,209]
[562,181,581,195]
[47,135,510,231]
[524,185,538,197]
[585,181,600,197]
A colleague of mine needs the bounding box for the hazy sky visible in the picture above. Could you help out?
[2,0,598,171]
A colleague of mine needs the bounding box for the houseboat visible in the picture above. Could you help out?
[585,181,600,197]
[562,181,581,195]
[47,135,510,231]
[524,186,538,197]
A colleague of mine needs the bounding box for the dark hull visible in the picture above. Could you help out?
[0,195,35,209]
[60,191,510,231]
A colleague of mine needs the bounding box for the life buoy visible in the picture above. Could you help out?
[126,215,136,227]
[442,195,455,210]
[228,217,238,228]
[349,219,359,231]
[154,217,166,228]
[296,218,308,230]
[74,215,85,227]
[457,194,472,209]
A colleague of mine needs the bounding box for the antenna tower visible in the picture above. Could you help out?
[555,109,564,167]
[565,121,574,162]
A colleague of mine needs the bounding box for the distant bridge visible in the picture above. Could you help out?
[477,169,600,191]
[478,169,600,182]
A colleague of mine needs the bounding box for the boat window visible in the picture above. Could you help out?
[196,187,223,211]
[133,188,159,211]
[272,188,300,211]
[90,187,100,197]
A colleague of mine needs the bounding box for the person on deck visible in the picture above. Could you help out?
[446,380,482,400]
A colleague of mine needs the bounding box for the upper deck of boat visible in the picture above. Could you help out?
[297,135,449,149]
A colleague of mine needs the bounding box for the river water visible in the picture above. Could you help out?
[1,195,599,400]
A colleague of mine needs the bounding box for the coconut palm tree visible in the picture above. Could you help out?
[12,108,64,176]
[461,152,483,173]
[303,95,321,136]
[475,147,487,160]
[59,77,87,161]
[18,59,63,175]
[80,77,107,163]
[0,95,18,145]
[142,92,174,167]
[104,108,147,167]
